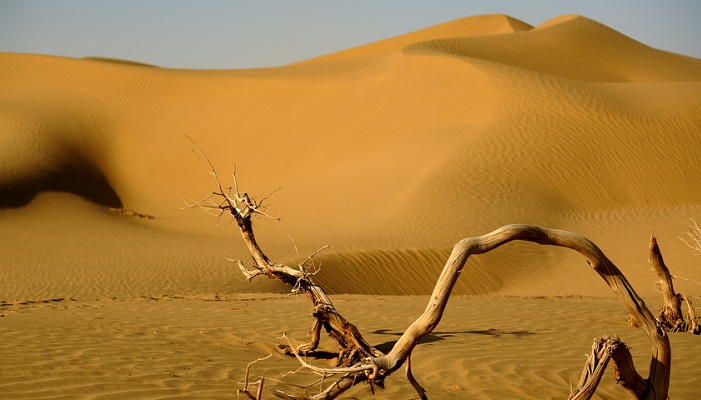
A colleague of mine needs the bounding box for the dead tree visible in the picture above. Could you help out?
[185,141,381,372]
[186,151,698,399]
[650,236,699,334]
[567,235,700,400]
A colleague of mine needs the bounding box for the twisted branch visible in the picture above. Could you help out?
[188,151,695,399]
[186,140,380,372]
[241,223,674,400]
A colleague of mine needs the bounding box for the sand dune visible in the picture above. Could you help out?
[3,14,699,299]
[1,14,700,300]
[1,14,701,398]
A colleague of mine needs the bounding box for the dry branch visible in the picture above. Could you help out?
[189,152,699,399]
[355,225,673,400]
[679,218,701,255]
[650,235,700,334]
[569,336,619,400]
[231,220,676,399]
[568,335,649,399]
[185,141,380,372]
[238,354,272,400]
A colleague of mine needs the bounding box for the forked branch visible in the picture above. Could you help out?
[186,140,380,374]
[189,153,697,399]
[238,354,272,400]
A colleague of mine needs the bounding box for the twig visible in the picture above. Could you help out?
[238,354,272,400]
[300,245,330,270]
[679,218,701,255]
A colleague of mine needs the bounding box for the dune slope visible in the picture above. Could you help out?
[1,14,701,300]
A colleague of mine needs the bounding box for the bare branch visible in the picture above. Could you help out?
[406,353,427,400]
[230,258,265,281]
[569,336,618,400]
[258,186,282,208]
[650,235,701,334]
[232,163,240,197]
[300,245,330,270]
[237,353,272,400]
[679,218,701,255]
[189,150,695,399]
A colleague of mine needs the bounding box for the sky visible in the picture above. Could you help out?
[1,1,700,69]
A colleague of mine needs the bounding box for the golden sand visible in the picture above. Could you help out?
[1,14,700,398]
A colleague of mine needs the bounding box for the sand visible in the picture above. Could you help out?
[1,295,699,399]
[1,13,700,399]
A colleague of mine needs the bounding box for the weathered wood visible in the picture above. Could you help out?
[186,141,381,369]
[570,335,652,400]
[569,336,618,400]
[233,196,381,367]
[360,225,671,400]
[188,152,690,399]
[610,339,648,399]
[650,235,685,329]
[232,216,675,399]
[649,235,700,334]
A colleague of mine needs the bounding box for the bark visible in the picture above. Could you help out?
[233,203,381,367]
[569,336,618,400]
[610,340,649,398]
[649,236,700,334]
[568,335,650,399]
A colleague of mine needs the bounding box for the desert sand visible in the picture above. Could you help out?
[1,14,700,399]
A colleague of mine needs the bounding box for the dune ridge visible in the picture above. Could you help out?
[297,14,533,65]
[1,14,700,302]
[406,15,701,82]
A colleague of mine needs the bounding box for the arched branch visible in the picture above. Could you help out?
[303,225,672,400]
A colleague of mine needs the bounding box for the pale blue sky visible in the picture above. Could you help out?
[1,1,699,69]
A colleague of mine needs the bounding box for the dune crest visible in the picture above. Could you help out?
[1,14,700,301]
[82,56,159,68]
[406,14,701,82]
[297,14,532,65]
[533,13,581,29]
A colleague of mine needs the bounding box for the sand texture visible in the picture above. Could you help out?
[1,14,700,399]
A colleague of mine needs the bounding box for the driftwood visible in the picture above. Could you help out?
[187,151,699,399]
